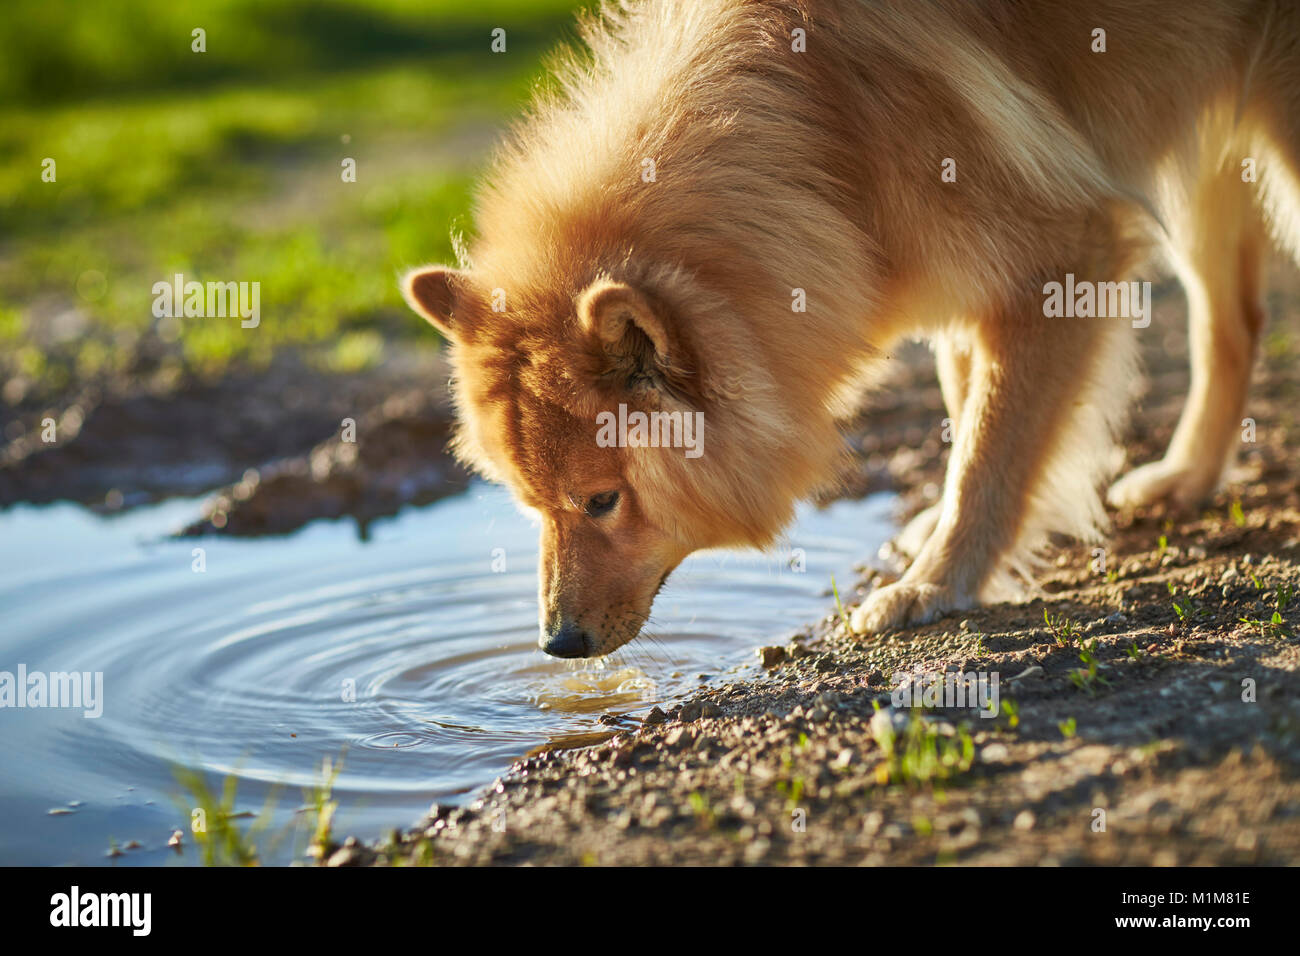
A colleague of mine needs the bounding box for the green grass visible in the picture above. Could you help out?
[1069,639,1111,696]
[999,697,1020,729]
[0,0,589,398]
[1239,581,1294,640]
[871,708,975,788]
[0,0,586,106]
[170,765,274,866]
[830,574,853,631]
[173,751,346,866]
[687,790,718,829]
[1043,608,1079,646]
[304,752,344,861]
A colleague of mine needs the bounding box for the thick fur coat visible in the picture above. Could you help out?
[404,0,1300,656]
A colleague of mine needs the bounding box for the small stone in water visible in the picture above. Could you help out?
[326,846,363,867]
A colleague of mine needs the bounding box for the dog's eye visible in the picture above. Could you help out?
[584,491,620,518]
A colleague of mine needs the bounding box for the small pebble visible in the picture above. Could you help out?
[981,743,1010,763]
[326,846,363,867]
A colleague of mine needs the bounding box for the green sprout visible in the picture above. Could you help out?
[1043,608,1079,646]
[830,574,853,631]
[1069,639,1111,696]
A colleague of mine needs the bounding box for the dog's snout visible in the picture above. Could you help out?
[540,619,592,659]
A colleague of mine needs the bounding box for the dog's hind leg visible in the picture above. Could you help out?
[852,268,1134,635]
[1110,7,1300,511]
[895,334,973,559]
[1107,164,1268,511]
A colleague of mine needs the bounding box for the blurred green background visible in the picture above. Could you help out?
[0,0,588,403]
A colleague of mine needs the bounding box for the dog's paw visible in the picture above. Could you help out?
[850,580,963,635]
[1108,459,1217,511]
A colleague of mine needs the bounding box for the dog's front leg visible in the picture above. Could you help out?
[851,288,1119,635]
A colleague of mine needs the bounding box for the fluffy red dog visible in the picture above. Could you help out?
[404,0,1300,657]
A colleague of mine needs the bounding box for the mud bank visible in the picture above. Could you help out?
[0,348,470,535]
[328,264,1300,867]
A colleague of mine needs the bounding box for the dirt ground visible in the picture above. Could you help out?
[325,261,1300,867]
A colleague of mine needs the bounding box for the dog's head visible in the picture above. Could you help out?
[403,259,829,658]
[403,266,709,657]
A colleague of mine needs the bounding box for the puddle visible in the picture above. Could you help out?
[0,484,892,864]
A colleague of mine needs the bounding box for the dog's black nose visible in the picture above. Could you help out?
[540,620,591,658]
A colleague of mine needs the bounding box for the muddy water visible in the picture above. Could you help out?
[0,484,892,865]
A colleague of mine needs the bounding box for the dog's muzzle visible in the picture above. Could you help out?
[539,618,592,659]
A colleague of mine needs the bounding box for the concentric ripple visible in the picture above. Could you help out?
[0,486,892,864]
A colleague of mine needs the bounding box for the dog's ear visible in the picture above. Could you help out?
[578,280,682,392]
[403,266,468,340]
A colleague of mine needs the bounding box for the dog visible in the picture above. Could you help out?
[403,0,1300,657]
